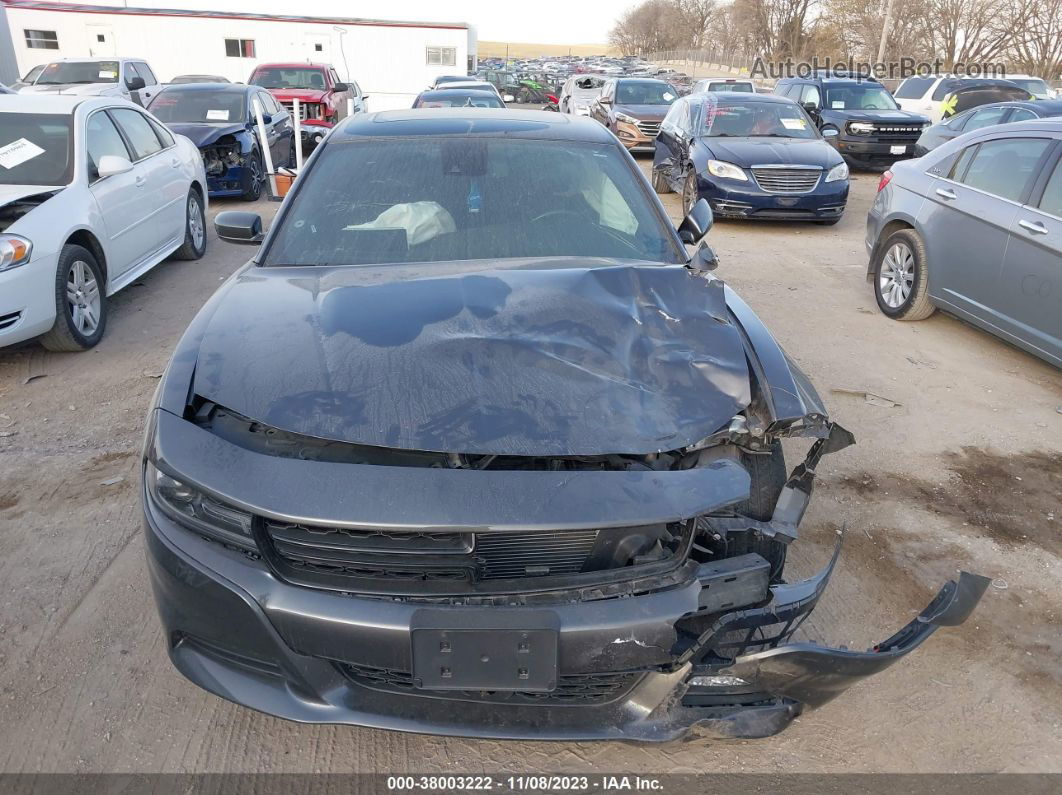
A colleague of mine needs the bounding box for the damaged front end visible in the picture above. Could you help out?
[141,262,987,740]
[199,136,253,197]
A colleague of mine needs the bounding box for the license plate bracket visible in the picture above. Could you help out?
[411,609,559,692]
[890,145,907,155]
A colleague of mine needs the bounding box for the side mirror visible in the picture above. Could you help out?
[688,241,719,271]
[361,94,370,100]
[215,211,264,244]
[600,96,612,105]
[96,154,133,178]
[677,197,712,245]
[333,82,350,93]
[822,127,839,138]
[261,113,273,125]
[126,76,146,91]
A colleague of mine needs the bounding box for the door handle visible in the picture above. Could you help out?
[935,188,957,200]
[135,175,146,187]
[1018,219,1048,235]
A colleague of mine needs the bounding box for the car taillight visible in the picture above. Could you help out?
[877,170,893,193]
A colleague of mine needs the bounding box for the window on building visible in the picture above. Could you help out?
[225,38,256,58]
[426,46,456,66]
[314,43,323,52]
[25,30,58,50]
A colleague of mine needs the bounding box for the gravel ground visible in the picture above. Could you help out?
[0,151,1059,774]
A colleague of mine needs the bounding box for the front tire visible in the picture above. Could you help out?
[681,170,698,215]
[873,228,935,320]
[172,188,206,261]
[651,167,671,194]
[241,148,264,201]
[39,245,107,352]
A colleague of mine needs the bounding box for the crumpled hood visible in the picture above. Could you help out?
[19,83,122,96]
[614,104,669,122]
[167,122,248,148]
[698,137,843,168]
[264,87,327,103]
[0,184,64,207]
[191,261,752,456]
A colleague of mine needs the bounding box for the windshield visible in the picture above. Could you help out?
[415,93,504,108]
[616,81,677,105]
[263,138,683,267]
[36,61,119,85]
[148,90,246,123]
[1008,78,1049,95]
[823,84,898,110]
[0,113,72,185]
[699,98,818,139]
[250,67,327,90]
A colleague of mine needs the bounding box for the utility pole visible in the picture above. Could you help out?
[876,0,897,65]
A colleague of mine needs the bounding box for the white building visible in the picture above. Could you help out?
[0,0,475,110]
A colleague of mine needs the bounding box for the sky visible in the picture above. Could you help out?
[88,0,628,44]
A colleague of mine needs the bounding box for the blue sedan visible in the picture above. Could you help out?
[148,83,294,200]
[653,92,849,224]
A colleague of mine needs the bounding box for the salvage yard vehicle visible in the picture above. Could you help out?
[169,75,230,85]
[149,83,294,200]
[893,75,1029,122]
[248,62,360,150]
[559,75,606,116]
[692,78,756,94]
[775,74,929,168]
[654,92,849,224]
[914,99,1062,156]
[19,57,161,107]
[412,89,505,109]
[0,95,207,351]
[867,119,1062,367]
[589,77,678,152]
[142,108,986,740]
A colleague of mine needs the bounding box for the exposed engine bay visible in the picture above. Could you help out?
[0,190,60,233]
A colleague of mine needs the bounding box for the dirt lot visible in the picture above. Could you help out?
[0,154,1059,774]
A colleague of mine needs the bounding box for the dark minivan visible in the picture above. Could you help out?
[775,73,929,167]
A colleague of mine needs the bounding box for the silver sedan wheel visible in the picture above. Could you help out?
[879,242,915,308]
[188,194,204,250]
[66,260,101,336]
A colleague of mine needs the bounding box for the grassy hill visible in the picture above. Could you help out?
[477,41,617,59]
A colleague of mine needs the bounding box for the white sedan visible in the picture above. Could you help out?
[0,95,207,351]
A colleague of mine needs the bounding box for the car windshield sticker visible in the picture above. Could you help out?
[781,118,806,130]
[206,109,230,121]
[663,92,675,101]
[99,70,117,79]
[0,138,46,170]
[832,100,845,108]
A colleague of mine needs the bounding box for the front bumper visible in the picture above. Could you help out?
[834,137,919,166]
[143,447,987,740]
[0,251,61,348]
[205,165,252,198]
[614,121,657,153]
[697,173,849,222]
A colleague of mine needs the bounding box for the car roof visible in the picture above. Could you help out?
[613,77,672,83]
[253,62,330,70]
[0,94,106,113]
[986,99,1062,113]
[44,57,143,63]
[418,89,501,100]
[970,117,1062,134]
[332,109,617,143]
[686,91,787,104]
[157,82,251,94]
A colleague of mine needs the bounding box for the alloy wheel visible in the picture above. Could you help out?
[188,194,204,250]
[66,260,101,336]
[879,242,915,308]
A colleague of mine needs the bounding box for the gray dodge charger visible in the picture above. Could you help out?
[142,109,986,740]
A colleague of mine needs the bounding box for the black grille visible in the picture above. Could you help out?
[280,100,321,121]
[340,662,639,704]
[872,123,922,135]
[751,167,820,193]
[264,520,599,583]
[0,311,20,331]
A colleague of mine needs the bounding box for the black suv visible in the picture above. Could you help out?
[774,74,929,168]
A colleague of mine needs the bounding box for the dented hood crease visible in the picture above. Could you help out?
[191,260,752,456]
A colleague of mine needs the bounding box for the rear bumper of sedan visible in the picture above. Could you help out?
[143,412,987,740]
[696,174,849,222]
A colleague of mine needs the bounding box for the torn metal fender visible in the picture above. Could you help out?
[722,571,990,709]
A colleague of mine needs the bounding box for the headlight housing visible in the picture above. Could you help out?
[825,162,850,183]
[146,461,256,551]
[615,111,639,124]
[0,235,32,273]
[706,159,748,182]
[848,121,875,134]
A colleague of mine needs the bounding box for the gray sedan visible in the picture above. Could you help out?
[866,118,1062,368]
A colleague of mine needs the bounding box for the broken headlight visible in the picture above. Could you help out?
[146,461,255,551]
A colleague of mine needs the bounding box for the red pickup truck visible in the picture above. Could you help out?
[248,62,364,148]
